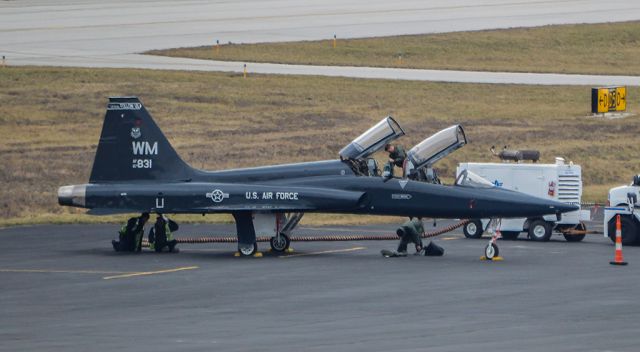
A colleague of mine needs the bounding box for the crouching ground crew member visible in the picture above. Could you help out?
[148,214,179,253]
[383,217,445,257]
[396,217,425,256]
[383,143,407,177]
[112,212,149,252]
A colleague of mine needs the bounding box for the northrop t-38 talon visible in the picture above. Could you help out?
[58,97,577,255]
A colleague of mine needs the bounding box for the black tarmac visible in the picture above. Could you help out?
[1,218,639,352]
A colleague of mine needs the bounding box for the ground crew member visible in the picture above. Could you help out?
[384,144,407,177]
[112,212,149,252]
[148,214,179,253]
[395,217,424,256]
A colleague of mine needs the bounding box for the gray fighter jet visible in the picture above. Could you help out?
[58,97,577,255]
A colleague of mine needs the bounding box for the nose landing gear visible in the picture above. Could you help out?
[481,219,503,261]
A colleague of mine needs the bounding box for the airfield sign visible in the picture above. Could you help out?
[592,86,626,113]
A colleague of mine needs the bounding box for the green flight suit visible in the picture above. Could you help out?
[388,145,407,168]
[396,218,424,253]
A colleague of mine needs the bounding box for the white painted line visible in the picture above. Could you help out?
[279,246,366,258]
[102,266,199,280]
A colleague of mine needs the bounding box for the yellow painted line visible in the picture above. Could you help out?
[102,266,199,280]
[0,268,127,275]
[441,237,458,241]
[279,246,366,258]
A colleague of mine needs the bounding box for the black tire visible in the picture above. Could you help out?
[564,222,586,242]
[484,243,499,259]
[463,220,484,239]
[238,242,258,256]
[269,233,291,252]
[501,231,519,240]
[607,216,638,246]
[528,220,552,242]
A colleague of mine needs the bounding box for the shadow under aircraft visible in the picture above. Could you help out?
[59,97,577,256]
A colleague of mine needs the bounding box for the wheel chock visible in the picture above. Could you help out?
[233,252,240,257]
[286,247,294,253]
[253,252,263,258]
[480,256,504,261]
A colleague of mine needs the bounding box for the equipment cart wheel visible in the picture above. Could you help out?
[501,231,519,240]
[528,220,552,242]
[238,242,258,256]
[463,220,484,239]
[563,222,586,242]
[607,216,638,246]
[484,243,499,259]
[270,233,291,252]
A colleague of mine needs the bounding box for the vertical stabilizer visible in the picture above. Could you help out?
[89,97,194,183]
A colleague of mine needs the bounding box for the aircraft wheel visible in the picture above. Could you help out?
[270,233,290,253]
[501,231,519,240]
[528,220,552,242]
[463,220,484,239]
[238,242,258,256]
[484,243,499,259]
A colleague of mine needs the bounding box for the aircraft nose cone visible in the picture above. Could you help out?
[553,202,579,213]
[512,193,579,217]
[472,187,581,218]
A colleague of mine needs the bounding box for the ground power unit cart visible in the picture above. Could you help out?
[457,154,590,242]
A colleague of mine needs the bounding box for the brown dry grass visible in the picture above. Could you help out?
[0,66,637,226]
[148,21,640,75]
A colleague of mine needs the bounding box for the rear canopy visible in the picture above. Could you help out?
[407,125,467,171]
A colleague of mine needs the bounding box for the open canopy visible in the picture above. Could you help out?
[407,125,467,171]
[339,116,405,160]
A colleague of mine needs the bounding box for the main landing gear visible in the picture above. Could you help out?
[233,212,303,256]
[269,212,303,253]
[238,242,259,256]
[269,233,291,253]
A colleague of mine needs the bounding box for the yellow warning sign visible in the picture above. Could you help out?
[592,86,626,113]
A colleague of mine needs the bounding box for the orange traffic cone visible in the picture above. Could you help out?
[610,215,628,266]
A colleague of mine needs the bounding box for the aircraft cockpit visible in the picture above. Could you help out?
[339,116,405,176]
[339,118,468,183]
[455,169,495,188]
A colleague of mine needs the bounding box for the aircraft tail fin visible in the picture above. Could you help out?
[89,97,194,183]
